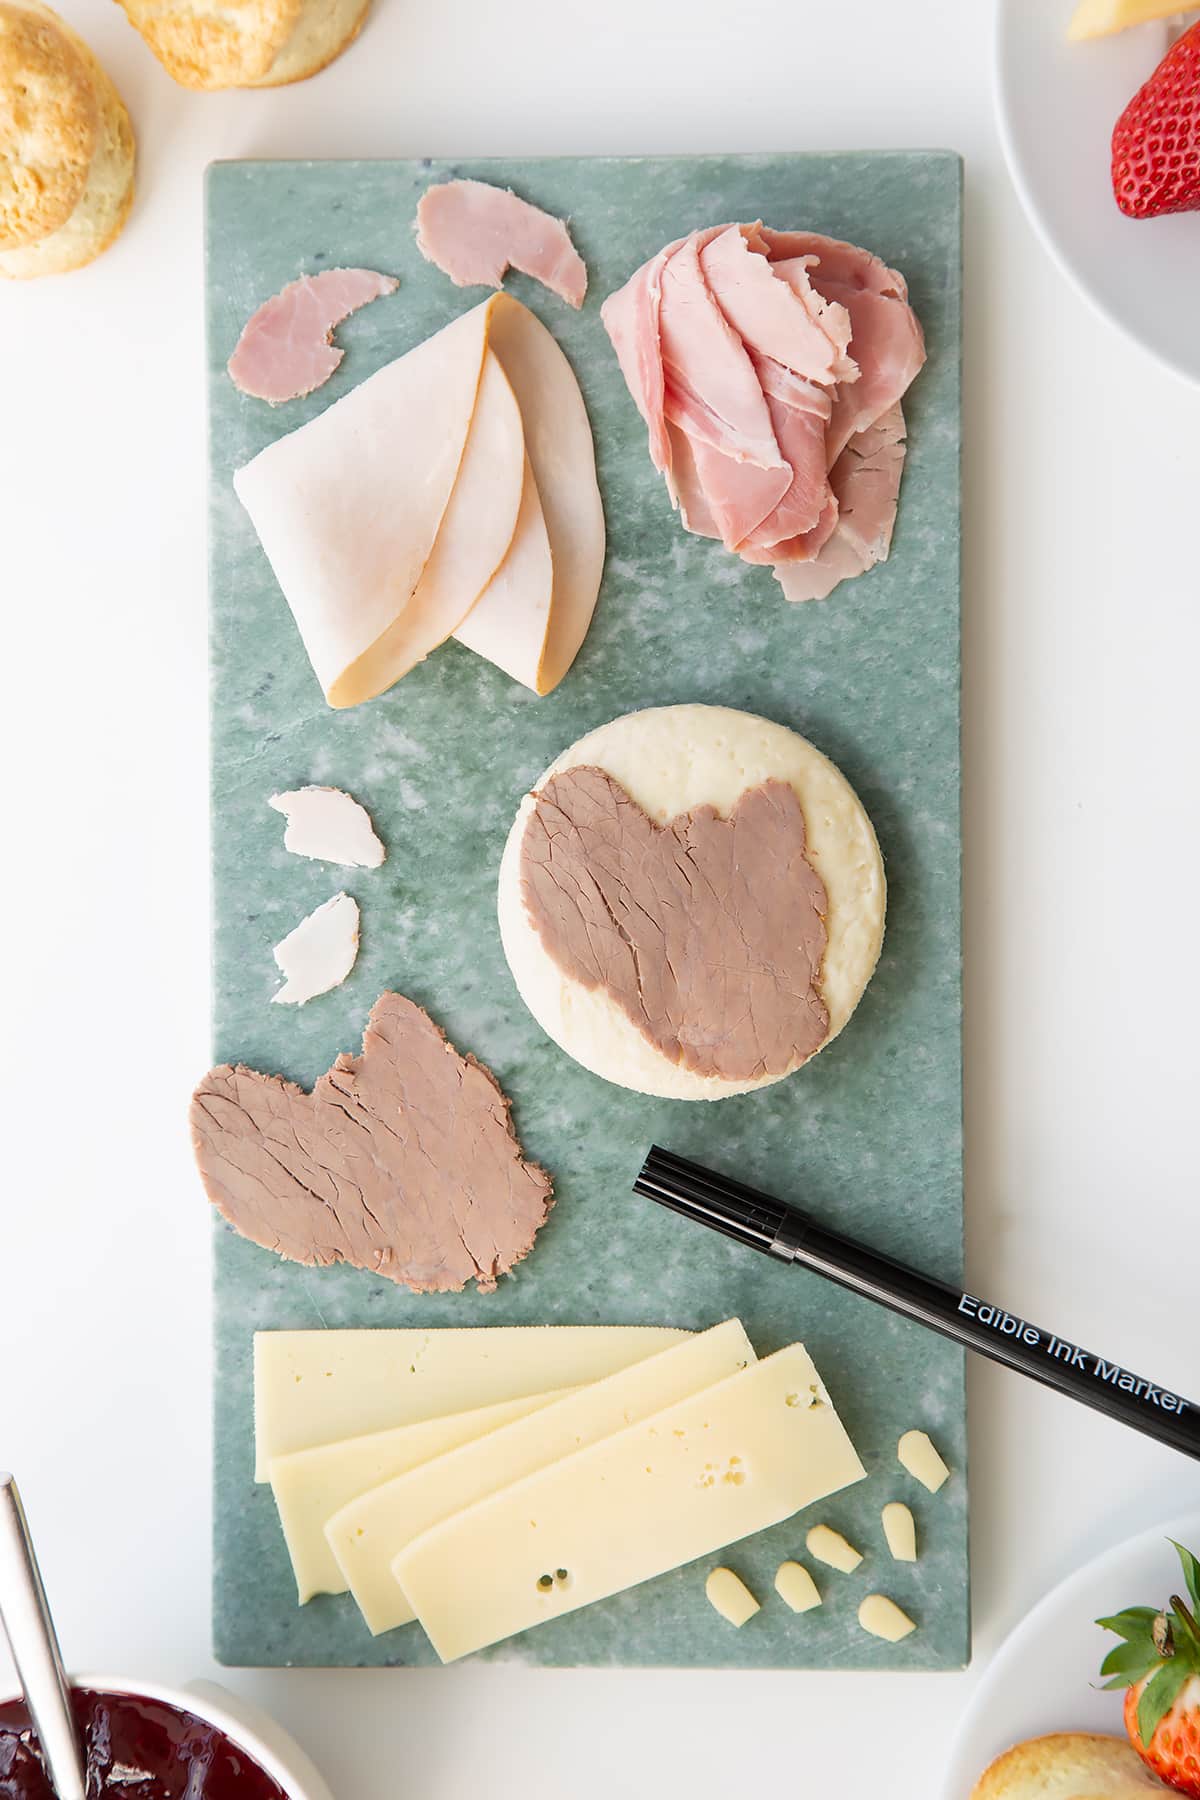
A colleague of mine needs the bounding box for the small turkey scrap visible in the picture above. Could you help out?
[601,224,925,602]
[234,293,604,705]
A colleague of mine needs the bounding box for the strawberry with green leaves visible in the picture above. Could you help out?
[1099,1541,1200,1798]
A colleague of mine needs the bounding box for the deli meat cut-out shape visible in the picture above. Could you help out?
[190,991,554,1293]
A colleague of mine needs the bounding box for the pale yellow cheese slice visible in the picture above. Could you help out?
[1068,0,1189,39]
[253,1326,689,1481]
[326,1319,755,1635]
[452,452,554,690]
[395,1343,865,1663]
[268,1391,575,1602]
[485,295,606,693]
[234,301,496,708]
[332,347,524,705]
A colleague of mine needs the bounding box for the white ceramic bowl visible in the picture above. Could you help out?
[0,1675,335,1800]
[995,0,1200,385]
[940,1506,1200,1799]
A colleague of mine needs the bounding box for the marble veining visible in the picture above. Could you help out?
[207,151,965,1670]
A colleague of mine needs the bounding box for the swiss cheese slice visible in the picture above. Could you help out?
[395,1342,865,1663]
[234,302,496,708]
[325,1319,756,1634]
[452,452,554,690]
[485,296,606,693]
[253,1326,688,1481]
[269,1390,573,1602]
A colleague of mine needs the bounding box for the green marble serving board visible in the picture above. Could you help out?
[206,151,964,1670]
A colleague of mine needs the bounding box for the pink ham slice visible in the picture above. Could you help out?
[739,354,836,550]
[658,235,790,548]
[764,232,926,463]
[603,223,923,599]
[698,224,857,386]
[775,404,908,603]
[692,225,852,547]
[227,269,397,404]
[416,179,587,309]
[601,243,674,478]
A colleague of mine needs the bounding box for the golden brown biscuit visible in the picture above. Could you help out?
[0,0,134,278]
[971,1732,1169,1800]
[114,0,369,88]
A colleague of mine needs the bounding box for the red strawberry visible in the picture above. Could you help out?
[1099,1540,1200,1797]
[1111,20,1200,218]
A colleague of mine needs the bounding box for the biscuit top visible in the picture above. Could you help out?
[0,0,96,249]
[116,0,303,88]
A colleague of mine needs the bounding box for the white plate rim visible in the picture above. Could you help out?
[992,0,1200,390]
[941,1506,1200,1800]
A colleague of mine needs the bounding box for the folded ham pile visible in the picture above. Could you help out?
[601,225,925,602]
[235,294,605,707]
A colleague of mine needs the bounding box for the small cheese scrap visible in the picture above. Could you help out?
[882,1501,917,1562]
[898,1430,950,1493]
[705,1568,760,1628]
[858,1594,916,1642]
[806,1524,863,1573]
[271,892,359,1005]
[774,1560,821,1613]
[269,787,385,868]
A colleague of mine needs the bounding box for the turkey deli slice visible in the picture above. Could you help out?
[234,294,605,708]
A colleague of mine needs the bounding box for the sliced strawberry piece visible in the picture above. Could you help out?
[1111,20,1200,219]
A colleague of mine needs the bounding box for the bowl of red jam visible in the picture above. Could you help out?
[0,1679,333,1800]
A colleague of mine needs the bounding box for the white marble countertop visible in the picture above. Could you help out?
[2,0,1198,1793]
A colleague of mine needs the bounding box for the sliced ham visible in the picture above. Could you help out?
[416,179,587,308]
[775,404,908,603]
[741,354,834,548]
[764,233,925,462]
[228,268,397,404]
[600,244,674,479]
[698,224,856,386]
[658,235,790,548]
[603,223,924,601]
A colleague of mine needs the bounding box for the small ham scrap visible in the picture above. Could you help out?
[228,268,397,403]
[416,179,587,308]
